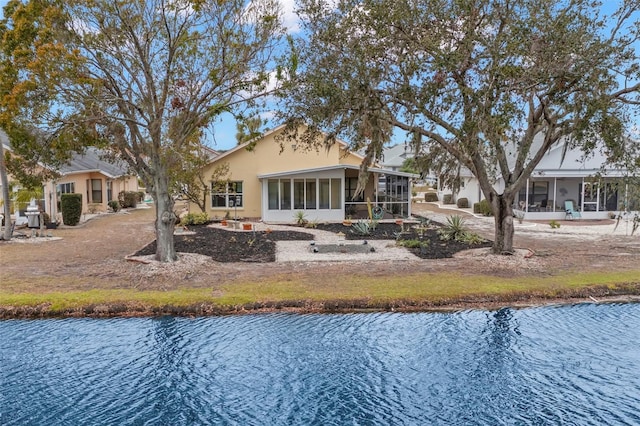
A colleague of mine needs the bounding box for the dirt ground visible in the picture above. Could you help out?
[1,204,639,295]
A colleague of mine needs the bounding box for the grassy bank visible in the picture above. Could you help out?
[2,270,640,318]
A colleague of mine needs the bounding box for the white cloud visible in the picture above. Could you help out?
[280,0,300,33]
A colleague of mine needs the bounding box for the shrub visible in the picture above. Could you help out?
[456,197,469,208]
[61,193,82,226]
[118,191,139,208]
[473,199,493,216]
[42,212,51,225]
[397,239,428,249]
[424,192,439,202]
[351,219,378,236]
[181,212,209,225]
[549,220,561,229]
[108,200,120,212]
[138,191,146,202]
[293,211,308,226]
[443,194,453,204]
[437,215,468,242]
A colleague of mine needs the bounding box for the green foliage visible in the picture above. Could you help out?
[181,212,210,225]
[437,215,468,242]
[304,219,319,229]
[108,200,120,212]
[442,194,453,204]
[285,0,640,254]
[293,211,308,226]
[456,198,469,208]
[474,199,494,216]
[60,193,82,226]
[397,239,428,249]
[424,192,438,202]
[118,191,139,208]
[460,232,485,245]
[549,220,561,229]
[351,219,378,236]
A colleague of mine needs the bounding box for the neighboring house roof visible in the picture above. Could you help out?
[58,147,131,179]
[381,143,413,170]
[257,164,418,179]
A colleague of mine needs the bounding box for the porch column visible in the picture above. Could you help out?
[553,178,557,212]
[525,178,530,211]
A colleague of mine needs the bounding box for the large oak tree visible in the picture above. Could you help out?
[284,0,640,253]
[1,0,284,260]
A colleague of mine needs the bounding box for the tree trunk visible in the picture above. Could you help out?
[0,140,12,241]
[153,172,178,262]
[491,194,515,254]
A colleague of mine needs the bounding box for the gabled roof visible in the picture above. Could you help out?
[382,143,413,168]
[59,147,131,179]
[208,124,367,165]
[257,164,418,179]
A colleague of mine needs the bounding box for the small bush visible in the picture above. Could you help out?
[350,220,379,236]
[181,212,209,225]
[437,215,468,242]
[42,212,51,225]
[424,192,439,202]
[138,191,146,202]
[473,199,493,216]
[397,239,428,249]
[549,220,561,229]
[61,193,82,226]
[443,194,453,204]
[456,197,469,208]
[108,200,120,212]
[293,211,308,226]
[118,191,139,208]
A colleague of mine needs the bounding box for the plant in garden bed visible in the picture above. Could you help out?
[351,219,378,236]
[549,220,561,229]
[294,211,308,226]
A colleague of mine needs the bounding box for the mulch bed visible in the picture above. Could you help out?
[135,221,493,263]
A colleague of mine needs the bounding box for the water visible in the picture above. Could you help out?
[1,304,639,425]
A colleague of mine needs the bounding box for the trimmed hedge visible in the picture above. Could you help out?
[181,212,210,225]
[108,200,120,212]
[443,194,453,204]
[473,199,494,216]
[61,193,82,226]
[456,197,469,208]
[118,191,140,208]
[424,192,439,202]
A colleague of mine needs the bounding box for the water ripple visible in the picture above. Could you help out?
[1,304,640,425]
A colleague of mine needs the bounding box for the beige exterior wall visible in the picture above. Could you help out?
[199,128,365,220]
[44,173,138,218]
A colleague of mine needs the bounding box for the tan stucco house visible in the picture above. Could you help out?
[198,125,416,223]
[43,147,139,219]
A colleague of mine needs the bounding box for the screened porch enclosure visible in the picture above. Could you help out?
[515,176,622,218]
[259,166,415,222]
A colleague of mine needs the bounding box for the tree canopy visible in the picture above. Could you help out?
[284,0,640,253]
[1,0,285,260]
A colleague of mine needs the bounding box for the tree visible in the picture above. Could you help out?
[284,0,640,253]
[1,0,284,261]
[235,115,264,145]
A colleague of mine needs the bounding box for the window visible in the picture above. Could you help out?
[518,181,548,206]
[330,178,341,210]
[319,179,330,209]
[57,182,75,195]
[268,178,342,210]
[345,177,364,202]
[106,181,113,202]
[212,181,243,208]
[89,179,102,204]
[280,179,291,210]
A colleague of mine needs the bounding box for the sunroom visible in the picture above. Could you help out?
[258,165,416,223]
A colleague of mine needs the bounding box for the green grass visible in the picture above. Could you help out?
[2,270,639,317]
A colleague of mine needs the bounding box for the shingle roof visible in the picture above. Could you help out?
[59,147,131,178]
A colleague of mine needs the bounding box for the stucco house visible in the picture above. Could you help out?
[442,136,637,220]
[197,125,416,223]
[43,147,139,219]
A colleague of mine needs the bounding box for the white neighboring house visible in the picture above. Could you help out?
[440,135,638,220]
[381,143,437,186]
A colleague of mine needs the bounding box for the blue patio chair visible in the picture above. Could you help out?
[564,200,582,220]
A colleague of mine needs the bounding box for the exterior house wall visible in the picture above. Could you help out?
[44,173,138,218]
[200,128,365,220]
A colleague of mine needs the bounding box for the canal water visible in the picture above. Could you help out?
[1,303,639,425]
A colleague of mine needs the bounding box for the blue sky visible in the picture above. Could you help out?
[1,0,637,151]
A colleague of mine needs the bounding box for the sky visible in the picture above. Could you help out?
[1,0,638,151]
